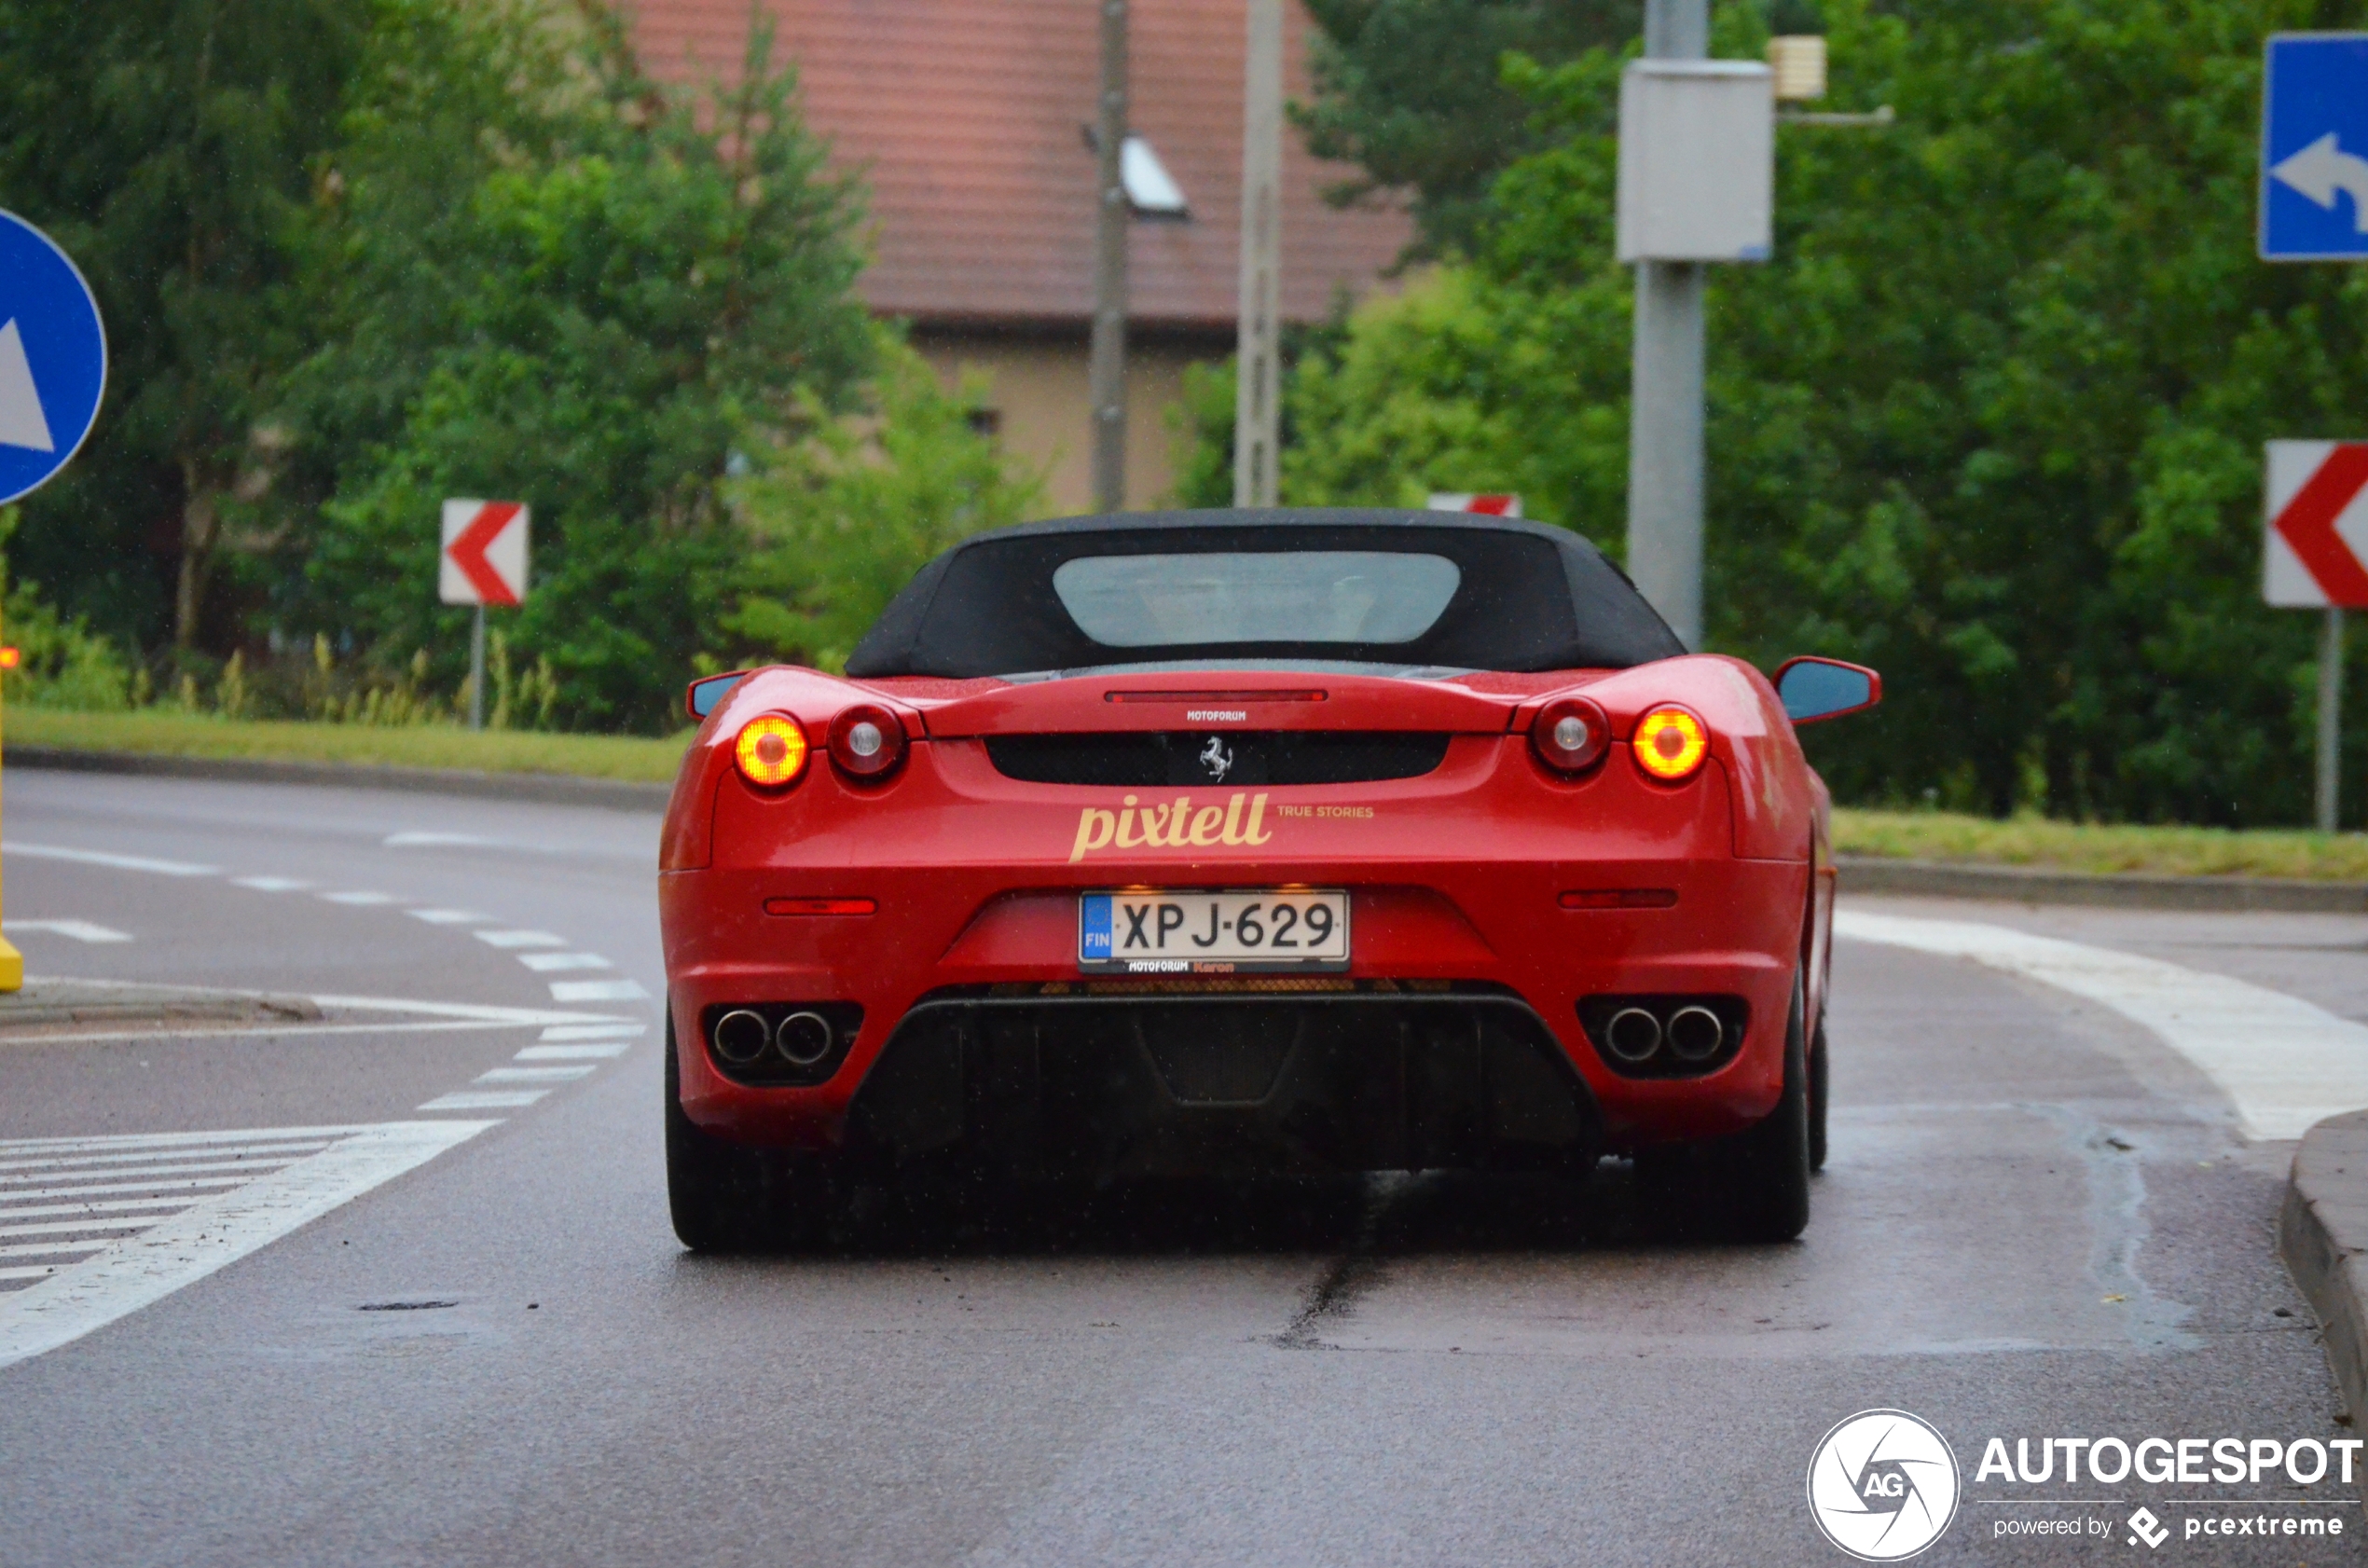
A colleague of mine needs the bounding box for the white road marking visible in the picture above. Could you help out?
[0,1156,310,1183]
[474,929,566,949]
[319,891,395,906]
[9,1019,552,1048]
[303,993,620,1026]
[1835,910,2368,1140]
[418,1090,547,1110]
[0,1127,355,1154]
[539,1022,646,1042]
[2,1176,249,1202]
[0,1197,215,1221]
[382,832,492,848]
[0,1240,107,1259]
[0,1142,330,1175]
[1,843,215,876]
[475,1065,596,1083]
[516,952,611,972]
[405,909,490,925]
[516,1043,632,1060]
[3,920,130,942]
[231,876,310,892]
[548,979,650,1003]
[0,1121,494,1370]
[0,1267,67,1283]
[0,1217,159,1240]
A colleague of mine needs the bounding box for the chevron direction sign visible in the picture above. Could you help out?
[439,500,529,607]
[2262,34,2368,261]
[2265,443,2368,608]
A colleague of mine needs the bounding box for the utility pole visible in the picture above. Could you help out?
[1089,0,1131,513]
[1232,0,1284,509]
[1626,0,1710,650]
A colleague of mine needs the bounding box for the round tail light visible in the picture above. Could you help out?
[1632,705,1709,782]
[828,704,907,780]
[1531,696,1611,775]
[733,713,810,790]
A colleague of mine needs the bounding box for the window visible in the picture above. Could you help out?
[1052,552,1462,647]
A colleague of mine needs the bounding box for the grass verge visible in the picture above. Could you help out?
[4,708,690,783]
[1833,808,2368,883]
[9,711,2364,881]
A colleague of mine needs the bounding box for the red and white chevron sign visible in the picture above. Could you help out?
[439,499,530,607]
[2265,443,2368,608]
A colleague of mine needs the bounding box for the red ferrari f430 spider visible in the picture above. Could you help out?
[658,510,1878,1246]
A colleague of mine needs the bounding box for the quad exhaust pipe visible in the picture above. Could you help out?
[1579,995,1743,1075]
[709,1007,841,1067]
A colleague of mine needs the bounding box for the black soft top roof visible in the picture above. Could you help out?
[842,508,1686,679]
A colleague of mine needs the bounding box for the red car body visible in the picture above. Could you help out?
[657,511,1874,1245]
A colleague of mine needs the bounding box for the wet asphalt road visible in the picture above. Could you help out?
[0,767,2358,1566]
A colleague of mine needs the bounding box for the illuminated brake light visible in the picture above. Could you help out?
[734,714,809,790]
[1632,705,1709,781]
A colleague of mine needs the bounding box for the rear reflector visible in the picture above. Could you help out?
[763,898,877,916]
[1105,690,1327,704]
[1558,889,1678,910]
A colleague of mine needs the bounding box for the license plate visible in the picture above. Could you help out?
[1078,888,1351,973]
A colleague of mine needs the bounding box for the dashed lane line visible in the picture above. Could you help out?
[382,832,493,848]
[516,952,612,972]
[517,1043,633,1060]
[1835,909,2368,1140]
[540,1023,646,1042]
[476,1066,597,1083]
[231,875,310,891]
[4,920,131,942]
[1,843,216,876]
[474,929,566,949]
[318,891,396,906]
[418,1090,545,1111]
[0,1121,495,1371]
[406,908,492,924]
[548,979,650,1003]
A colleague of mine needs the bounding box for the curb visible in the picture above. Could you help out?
[2,745,673,812]
[2280,1112,2368,1479]
[1838,855,2368,914]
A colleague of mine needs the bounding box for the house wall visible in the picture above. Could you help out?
[909,326,1226,516]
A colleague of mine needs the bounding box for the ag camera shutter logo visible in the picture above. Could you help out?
[1807,1409,1962,1561]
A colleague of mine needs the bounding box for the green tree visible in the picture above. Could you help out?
[1200,0,2368,825]
[729,337,1044,671]
[296,7,875,730]
[0,0,365,653]
[1296,0,1639,257]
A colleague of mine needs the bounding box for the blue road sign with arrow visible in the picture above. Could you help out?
[0,210,106,505]
[2263,34,2368,261]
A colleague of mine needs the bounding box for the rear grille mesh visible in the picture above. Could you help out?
[984,732,1452,787]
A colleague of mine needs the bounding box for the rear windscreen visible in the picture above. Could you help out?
[1051,552,1462,647]
[842,516,1687,679]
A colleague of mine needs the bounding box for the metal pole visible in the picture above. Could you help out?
[0,603,18,993]
[1626,0,1710,650]
[470,604,486,733]
[1089,0,1130,513]
[2319,605,2344,832]
[1233,0,1284,509]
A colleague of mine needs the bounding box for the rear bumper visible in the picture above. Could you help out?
[660,854,1807,1165]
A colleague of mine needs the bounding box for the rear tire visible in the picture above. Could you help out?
[1808,1014,1830,1175]
[1717,973,1812,1242]
[666,1008,839,1251]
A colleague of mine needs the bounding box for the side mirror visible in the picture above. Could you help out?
[686,670,750,721]
[1773,657,1880,724]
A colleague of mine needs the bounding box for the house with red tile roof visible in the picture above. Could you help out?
[626,0,1410,511]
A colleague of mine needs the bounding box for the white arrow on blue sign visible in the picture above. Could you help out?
[0,210,106,505]
[2262,34,2368,261]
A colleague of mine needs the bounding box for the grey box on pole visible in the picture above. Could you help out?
[1617,62,1775,264]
